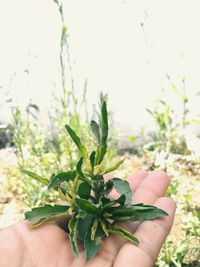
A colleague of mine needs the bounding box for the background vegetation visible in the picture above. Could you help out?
[0,1,200,266]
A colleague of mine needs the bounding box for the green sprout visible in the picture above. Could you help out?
[22,100,168,260]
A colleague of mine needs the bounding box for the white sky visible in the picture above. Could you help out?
[0,0,200,133]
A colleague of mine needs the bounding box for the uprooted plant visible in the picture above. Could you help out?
[22,100,168,260]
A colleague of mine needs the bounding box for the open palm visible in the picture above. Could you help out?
[0,171,176,267]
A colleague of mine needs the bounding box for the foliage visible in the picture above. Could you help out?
[146,99,190,156]
[10,106,57,207]
[23,101,168,260]
[143,78,200,160]
[9,0,96,207]
[152,155,200,267]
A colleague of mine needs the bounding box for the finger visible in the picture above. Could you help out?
[133,171,170,204]
[114,197,176,267]
[127,170,149,192]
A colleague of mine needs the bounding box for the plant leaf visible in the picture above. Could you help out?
[25,204,69,227]
[93,175,105,201]
[93,162,103,176]
[105,204,155,217]
[84,224,104,260]
[106,204,168,221]
[103,194,126,209]
[75,198,100,215]
[90,120,101,145]
[48,171,76,190]
[100,101,108,146]
[103,159,124,174]
[22,170,49,186]
[108,225,139,244]
[77,181,91,199]
[91,218,99,240]
[89,151,96,168]
[105,179,114,194]
[106,178,132,205]
[100,220,109,236]
[76,157,85,179]
[65,124,89,159]
[77,214,93,240]
[129,206,168,221]
[68,216,79,257]
[97,145,107,164]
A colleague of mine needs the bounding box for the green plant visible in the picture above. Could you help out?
[23,100,168,260]
[144,75,200,159]
[167,75,188,129]
[146,99,177,153]
[10,0,93,206]
[48,0,94,171]
[11,105,57,207]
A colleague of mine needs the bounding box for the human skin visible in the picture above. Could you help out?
[0,171,176,267]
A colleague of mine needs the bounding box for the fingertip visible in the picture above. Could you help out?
[149,171,170,185]
[154,196,176,217]
[127,170,149,192]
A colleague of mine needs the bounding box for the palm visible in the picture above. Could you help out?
[1,171,176,267]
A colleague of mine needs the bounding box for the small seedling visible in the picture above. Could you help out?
[23,100,168,260]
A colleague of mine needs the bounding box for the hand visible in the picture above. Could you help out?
[0,171,176,267]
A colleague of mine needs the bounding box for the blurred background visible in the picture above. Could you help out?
[0,1,200,266]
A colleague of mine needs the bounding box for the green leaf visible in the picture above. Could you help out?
[48,171,76,190]
[25,204,69,227]
[96,145,107,164]
[103,159,124,174]
[78,181,91,199]
[106,204,168,221]
[108,225,139,244]
[94,101,108,165]
[100,219,109,236]
[103,194,126,209]
[76,157,85,179]
[105,204,155,217]
[77,214,93,240]
[75,198,100,215]
[65,124,89,159]
[68,216,79,257]
[129,206,168,221]
[171,83,187,101]
[22,170,49,186]
[76,158,90,184]
[106,178,132,205]
[90,151,96,168]
[84,224,104,260]
[105,179,114,194]
[100,101,108,146]
[90,120,101,145]
[93,175,105,201]
[93,162,103,176]
[91,218,99,240]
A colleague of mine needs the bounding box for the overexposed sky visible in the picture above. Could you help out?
[0,0,200,133]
